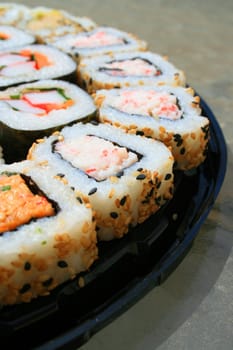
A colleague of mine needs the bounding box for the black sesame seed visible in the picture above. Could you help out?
[165,173,172,180]
[136,130,144,136]
[180,147,186,155]
[19,283,31,294]
[24,262,31,271]
[136,174,146,180]
[42,278,53,287]
[88,187,97,195]
[110,212,118,219]
[156,180,161,189]
[57,173,64,178]
[137,168,143,172]
[57,260,68,268]
[76,196,83,204]
[120,196,127,206]
[155,196,162,205]
[89,77,93,85]
[116,170,124,178]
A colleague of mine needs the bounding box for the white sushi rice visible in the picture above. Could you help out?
[28,122,174,241]
[0,44,77,88]
[77,51,186,93]
[94,86,210,170]
[0,25,35,51]
[0,160,97,305]
[0,79,96,130]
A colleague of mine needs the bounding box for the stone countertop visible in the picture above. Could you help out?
[5,0,233,349]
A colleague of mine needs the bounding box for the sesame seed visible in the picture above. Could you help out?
[19,283,31,294]
[88,187,97,195]
[136,174,146,180]
[57,260,68,268]
[110,212,118,219]
[120,196,127,206]
[165,173,172,180]
[24,262,31,271]
[42,278,53,287]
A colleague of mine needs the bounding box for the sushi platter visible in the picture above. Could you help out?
[0,3,227,349]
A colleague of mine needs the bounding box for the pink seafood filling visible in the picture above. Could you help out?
[55,135,138,181]
[108,90,182,120]
[72,30,124,48]
[101,58,161,77]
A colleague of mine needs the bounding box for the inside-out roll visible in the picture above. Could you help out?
[28,122,174,241]
[0,79,96,162]
[51,26,147,60]
[77,51,186,93]
[23,6,97,44]
[93,86,210,170]
[0,160,97,305]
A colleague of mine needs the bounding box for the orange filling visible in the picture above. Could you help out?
[0,174,55,233]
[0,32,10,40]
[20,50,52,69]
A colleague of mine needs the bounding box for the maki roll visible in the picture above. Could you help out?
[51,26,147,60]
[0,160,97,305]
[0,3,30,27]
[28,122,174,241]
[0,44,77,89]
[24,6,97,44]
[94,86,210,170]
[77,51,186,93]
[0,25,35,51]
[0,79,96,162]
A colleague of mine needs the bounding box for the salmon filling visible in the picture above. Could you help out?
[0,173,55,233]
[55,135,138,181]
[99,58,162,77]
[107,90,182,120]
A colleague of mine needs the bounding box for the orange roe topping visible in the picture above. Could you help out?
[0,174,55,233]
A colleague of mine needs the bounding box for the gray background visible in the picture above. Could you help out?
[4,1,233,349]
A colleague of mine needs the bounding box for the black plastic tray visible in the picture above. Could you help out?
[0,97,227,350]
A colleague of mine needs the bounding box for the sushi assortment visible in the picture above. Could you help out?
[0,3,210,305]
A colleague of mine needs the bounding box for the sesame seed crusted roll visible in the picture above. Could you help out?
[28,122,174,241]
[94,86,210,170]
[77,51,186,94]
[0,160,97,305]
[51,26,147,60]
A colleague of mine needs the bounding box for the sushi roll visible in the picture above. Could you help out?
[77,51,186,93]
[24,6,97,44]
[0,25,35,51]
[51,26,147,60]
[0,3,30,27]
[0,44,77,89]
[28,122,174,241]
[94,86,210,170]
[0,160,98,305]
[0,79,96,162]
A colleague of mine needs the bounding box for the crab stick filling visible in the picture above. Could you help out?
[0,50,51,77]
[55,135,138,181]
[0,32,10,40]
[70,30,125,48]
[107,89,182,120]
[99,58,162,77]
[2,88,74,116]
[0,173,55,233]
